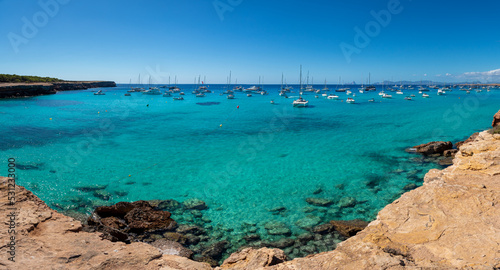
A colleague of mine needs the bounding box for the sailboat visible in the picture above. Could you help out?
[293,65,309,107]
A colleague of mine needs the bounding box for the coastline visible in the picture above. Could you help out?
[0,81,116,98]
[1,112,499,269]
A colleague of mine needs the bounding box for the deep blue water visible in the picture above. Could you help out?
[1,84,498,239]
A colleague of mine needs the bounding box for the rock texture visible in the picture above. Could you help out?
[2,121,500,269]
[0,179,210,270]
[0,81,116,98]
[411,141,453,155]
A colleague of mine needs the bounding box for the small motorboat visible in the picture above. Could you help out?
[404,96,412,100]
[368,98,375,102]
[124,93,131,96]
[382,93,392,98]
[196,93,206,97]
[292,97,308,107]
[346,98,355,104]
[247,94,252,97]
[173,97,184,100]
[94,90,105,95]
[422,93,430,98]
[327,94,339,100]
[227,94,235,99]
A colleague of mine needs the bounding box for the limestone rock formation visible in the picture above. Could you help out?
[492,109,500,127]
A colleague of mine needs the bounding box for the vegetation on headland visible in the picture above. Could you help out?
[0,74,64,83]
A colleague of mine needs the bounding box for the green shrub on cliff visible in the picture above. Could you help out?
[0,74,63,83]
[489,125,500,135]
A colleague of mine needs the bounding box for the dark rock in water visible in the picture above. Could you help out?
[264,221,291,236]
[438,157,454,166]
[312,223,334,235]
[297,232,315,243]
[163,232,188,245]
[16,163,42,170]
[269,238,295,249]
[176,224,206,236]
[305,197,333,207]
[330,219,369,238]
[95,201,151,218]
[244,234,261,242]
[268,206,287,213]
[185,234,201,245]
[93,189,111,200]
[114,190,128,197]
[183,198,208,210]
[301,206,316,213]
[196,102,220,106]
[411,141,453,155]
[191,210,203,218]
[150,239,193,258]
[95,201,137,218]
[74,184,108,192]
[101,216,127,230]
[338,197,357,208]
[299,245,317,255]
[443,149,458,157]
[201,240,228,261]
[335,183,345,190]
[124,181,135,185]
[156,199,181,211]
[124,206,176,233]
[403,183,418,191]
[295,215,321,229]
[312,186,323,195]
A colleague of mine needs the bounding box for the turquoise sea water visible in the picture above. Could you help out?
[1,85,498,242]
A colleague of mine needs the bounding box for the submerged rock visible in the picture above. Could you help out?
[305,197,333,207]
[264,221,291,236]
[156,199,181,211]
[295,215,321,229]
[338,197,357,208]
[93,189,111,200]
[269,238,295,249]
[183,198,208,210]
[74,184,107,192]
[201,240,228,261]
[312,223,334,235]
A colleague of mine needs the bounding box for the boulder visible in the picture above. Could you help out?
[183,198,208,210]
[305,197,333,207]
[412,141,453,155]
[124,206,176,233]
[492,109,500,127]
[330,219,369,238]
[163,232,188,245]
[219,247,287,269]
[150,239,193,258]
[176,224,206,235]
[156,199,181,211]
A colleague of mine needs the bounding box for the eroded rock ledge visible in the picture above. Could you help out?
[2,116,500,269]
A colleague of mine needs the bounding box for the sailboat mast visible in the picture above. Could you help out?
[299,65,303,96]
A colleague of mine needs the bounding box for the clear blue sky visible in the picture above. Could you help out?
[1,0,499,84]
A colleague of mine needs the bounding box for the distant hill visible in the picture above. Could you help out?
[0,74,64,83]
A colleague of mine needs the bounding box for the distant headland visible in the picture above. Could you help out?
[0,74,116,98]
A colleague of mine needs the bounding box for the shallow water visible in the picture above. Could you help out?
[1,85,498,247]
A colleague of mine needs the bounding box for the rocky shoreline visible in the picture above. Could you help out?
[1,110,500,269]
[0,81,116,98]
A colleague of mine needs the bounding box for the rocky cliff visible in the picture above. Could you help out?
[0,81,116,98]
[1,113,500,269]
